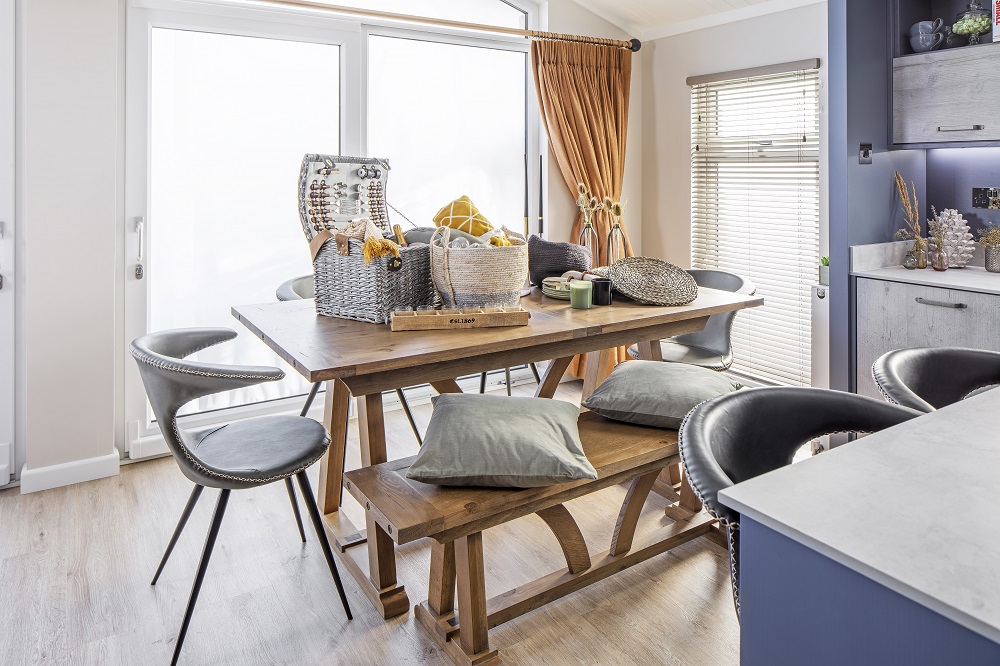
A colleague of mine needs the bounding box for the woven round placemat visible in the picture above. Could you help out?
[608,257,698,306]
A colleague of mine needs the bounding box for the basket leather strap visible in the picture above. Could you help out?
[309,230,334,262]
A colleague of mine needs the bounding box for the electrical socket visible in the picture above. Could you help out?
[973,188,1000,210]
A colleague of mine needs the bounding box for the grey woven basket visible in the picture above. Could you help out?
[313,238,438,324]
[608,257,698,306]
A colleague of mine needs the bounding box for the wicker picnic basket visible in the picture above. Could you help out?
[430,226,528,309]
[297,153,438,324]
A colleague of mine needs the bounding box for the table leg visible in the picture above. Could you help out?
[318,378,350,514]
[356,392,410,618]
[581,348,613,402]
[636,339,663,362]
[534,357,574,399]
[430,379,463,395]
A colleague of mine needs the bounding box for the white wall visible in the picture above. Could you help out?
[640,2,828,266]
[544,0,643,253]
[16,0,120,491]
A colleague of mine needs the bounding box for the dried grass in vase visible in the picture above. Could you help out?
[893,171,926,252]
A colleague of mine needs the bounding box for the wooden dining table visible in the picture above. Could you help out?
[232,287,762,619]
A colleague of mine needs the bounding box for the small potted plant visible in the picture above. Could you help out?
[893,171,927,269]
[978,222,1000,273]
[819,256,830,285]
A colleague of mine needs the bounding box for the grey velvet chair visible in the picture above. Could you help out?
[678,387,920,618]
[276,275,424,445]
[627,269,755,371]
[873,347,1000,412]
[130,328,351,665]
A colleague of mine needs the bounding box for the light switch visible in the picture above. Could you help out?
[973,188,1000,210]
[859,143,873,165]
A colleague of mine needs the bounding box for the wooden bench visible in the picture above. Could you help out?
[343,412,715,666]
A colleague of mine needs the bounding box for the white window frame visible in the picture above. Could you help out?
[0,0,15,485]
[119,0,542,460]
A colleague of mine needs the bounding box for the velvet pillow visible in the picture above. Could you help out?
[528,235,593,286]
[406,394,597,488]
[582,361,741,429]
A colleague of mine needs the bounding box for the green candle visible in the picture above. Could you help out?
[570,279,593,310]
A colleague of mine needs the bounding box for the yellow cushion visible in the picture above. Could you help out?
[433,195,494,237]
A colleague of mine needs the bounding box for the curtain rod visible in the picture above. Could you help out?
[257,0,642,51]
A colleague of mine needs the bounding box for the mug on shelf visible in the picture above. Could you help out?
[910,19,943,36]
[910,32,944,52]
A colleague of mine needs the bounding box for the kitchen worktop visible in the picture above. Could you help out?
[852,265,1000,295]
[719,390,1000,645]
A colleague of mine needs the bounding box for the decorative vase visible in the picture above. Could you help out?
[930,247,950,271]
[607,221,626,265]
[986,246,1000,273]
[903,251,918,270]
[927,209,975,268]
[914,246,928,269]
[818,265,830,285]
[578,215,598,264]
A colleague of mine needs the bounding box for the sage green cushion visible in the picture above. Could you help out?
[581,361,740,429]
[406,394,596,488]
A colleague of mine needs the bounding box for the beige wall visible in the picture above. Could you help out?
[543,0,643,254]
[640,2,828,266]
[18,0,119,485]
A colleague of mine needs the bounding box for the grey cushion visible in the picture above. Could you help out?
[528,235,592,286]
[406,394,596,487]
[404,226,480,245]
[582,361,741,429]
[626,340,730,372]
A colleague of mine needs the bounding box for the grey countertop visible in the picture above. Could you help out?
[719,391,1000,645]
[852,265,1000,295]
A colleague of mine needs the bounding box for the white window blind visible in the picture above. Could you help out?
[690,66,820,386]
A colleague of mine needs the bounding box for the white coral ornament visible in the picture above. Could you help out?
[927,208,976,268]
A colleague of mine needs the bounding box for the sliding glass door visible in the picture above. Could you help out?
[123,4,360,457]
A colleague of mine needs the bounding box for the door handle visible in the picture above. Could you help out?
[915,297,967,309]
[937,125,985,132]
[134,217,145,280]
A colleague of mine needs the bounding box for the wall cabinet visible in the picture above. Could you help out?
[892,45,1000,145]
[856,277,1000,399]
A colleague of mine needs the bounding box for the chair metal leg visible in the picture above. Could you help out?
[151,484,204,586]
[396,388,423,446]
[285,478,307,543]
[505,367,512,396]
[295,471,353,621]
[300,381,322,417]
[529,362,542,384]
[170,488,230,666]
[479,372,487,394]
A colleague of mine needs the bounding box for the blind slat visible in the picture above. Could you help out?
[691,67,820,387]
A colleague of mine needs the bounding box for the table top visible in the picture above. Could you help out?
[232,287,762,383]
[719,390,1000,645]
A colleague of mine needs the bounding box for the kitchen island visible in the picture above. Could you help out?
[719,390,1000,665]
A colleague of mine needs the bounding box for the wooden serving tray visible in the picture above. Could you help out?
[390,307,530,331]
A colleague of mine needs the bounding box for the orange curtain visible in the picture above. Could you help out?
[531,39,634,379]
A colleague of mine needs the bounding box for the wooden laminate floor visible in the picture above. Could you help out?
[0,381,739,666]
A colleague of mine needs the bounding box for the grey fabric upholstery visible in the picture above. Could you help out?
[627,269,755,371]
[873,347,1000,413]
[276,275,314,301]
[679,387,921,616]
[130,327,330,490]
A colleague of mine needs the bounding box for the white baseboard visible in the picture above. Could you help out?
[20,449,120,494]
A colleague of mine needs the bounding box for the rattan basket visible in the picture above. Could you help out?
[430,227,529,309]
[312,238,438,324]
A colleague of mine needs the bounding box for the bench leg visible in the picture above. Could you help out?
[454,532,500,664]
[428,541,456,616]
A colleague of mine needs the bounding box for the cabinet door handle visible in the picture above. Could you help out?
[937,125,985,132]
[915,297,967,309]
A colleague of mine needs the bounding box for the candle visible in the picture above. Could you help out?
[570,280,593,310]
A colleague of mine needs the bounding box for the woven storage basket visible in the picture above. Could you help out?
[430,227,529,309]
[608,257,698,306]
[312,238,438,324]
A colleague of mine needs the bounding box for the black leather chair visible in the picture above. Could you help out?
[131,328,351,665]
[627,269,755,371]
[679,387,921,617]
[873,347,1000,412]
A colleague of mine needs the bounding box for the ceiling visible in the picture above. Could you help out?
[569,0,826,42]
